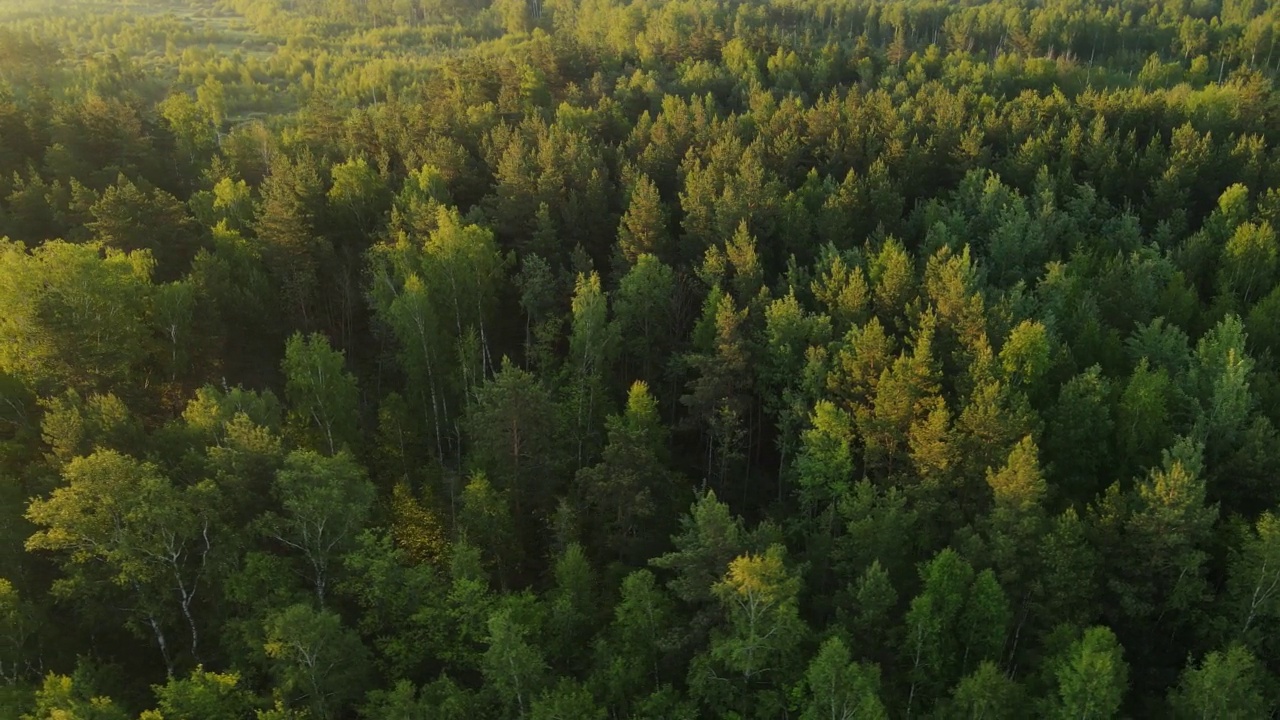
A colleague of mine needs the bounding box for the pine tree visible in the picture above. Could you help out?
[617,173,670,265]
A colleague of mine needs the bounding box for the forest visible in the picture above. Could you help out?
[3,0,1280,716]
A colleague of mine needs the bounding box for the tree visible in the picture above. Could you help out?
[1112,438,1217,632]
[565,272,617,467]
[159,92,217,167]
[1117,360,1174,476]
[418,210,505,379]
[826,317,894,414]
[1037,508,1101,634]
[961,570,1012,678]
[545,543,596,669]
[531,679,606,720]
[87,175,197,281]
[466,360,567,528]
[0,240,153,397]
[793,400,855,518]
[722,221,766,306]
[871,237,917,332]
[457,471,520,586]
[26,450,218,673]
[811,246,870,333]
[835,479,919,586]
[148,666,256,720]
[253,701,310,720]
[360,679,432,720]
[154,280,199,383]
[902,549,1009,715]
[758,289,832,477]
[607,569,677,694]
[1224,511,1280,649]
[21,673,128,720]
[617,173,670,265]
[333,529,445,679]
[183,385,285,522]
[845,561,897,663]
[390,164,451,240]
[255,152,326,324]
[1045,366,1113,499]
[368,235,456,470]
[709,544,806,684]
[281,332,359,455]
[1188,315,1256,450]
[0,578,32,685]
[984,436,1048,612]
[263,603,370,720]
[514,253,563,374]
[327,156,389,238]
[186,225,277,371]
[1126,317,1191,378]
[613,254,677,385]
[259,450,375,605]
[47,93,152,190]
[1047,626,1128,720]
[682,288,753,486]
[651,490,749,610]
[946,661,1024,719]
[907,395,959,524]
[955,376,1036,505]
[483,608,547,719]
[39,390,141,466]
[1217,221,1277,305]
[850,310,941,477]
[999,319,1051,397]
[1168,644,1271,719]
[799,637,887,720]
[924,244,988,365]
[389,481,448,566]
[691,543,807,718]
[574,381,675,563]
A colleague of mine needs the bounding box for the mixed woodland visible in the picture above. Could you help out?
[5,0,1280,716]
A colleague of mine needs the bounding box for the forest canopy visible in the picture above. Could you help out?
[3,0,1280,717]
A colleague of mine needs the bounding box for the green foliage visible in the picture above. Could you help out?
[1047,626,1129,720]
[255,152,326,323]
[1168,643,1272,719]
[799,637,886,720]
[606,568,676,696]
[794,400,855,515]
[617,173,670,265]
[903,548,1010,712]
[0,578,31,686]
[466,359,567,551]
[26,450,218,672]
[709,544,806,683]
[613,255,677,385]
[566,271,617,467]
[260,450,375,605]
[651,490,748,609]
[263,603,370,719]
[328,157,389,235]
[946,661,1024,719]
[0,240,153,397]
[483,607,547,719]
[149,667,257,720]
[281,332,359,455]
[88,175,197,281]
[574,381,675,563]
[8,0,1280,716]
[21,673,128,720]
[530,678,606,720]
